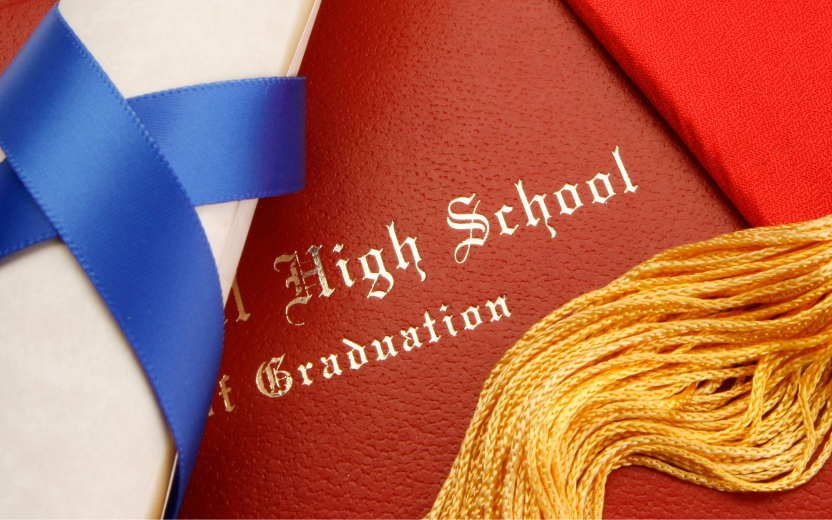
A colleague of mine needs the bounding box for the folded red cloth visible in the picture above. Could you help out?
[565,0,832,227]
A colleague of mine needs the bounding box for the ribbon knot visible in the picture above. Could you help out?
[0,6,305,517]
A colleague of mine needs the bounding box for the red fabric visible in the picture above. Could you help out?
[179,0,750,517]
[564,0,832,227]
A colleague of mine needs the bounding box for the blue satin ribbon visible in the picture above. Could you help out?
[0,6,305,517]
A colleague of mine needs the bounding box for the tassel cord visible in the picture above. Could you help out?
[429,216,832,519]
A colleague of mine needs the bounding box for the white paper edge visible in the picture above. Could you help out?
[0,1,322,517]
[166,0,322,515]
[218,0,322,307]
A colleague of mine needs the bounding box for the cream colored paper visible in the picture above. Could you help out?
[0,0,319,517]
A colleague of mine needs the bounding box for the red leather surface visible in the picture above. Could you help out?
[605,466,832,519]
[177,0,812,517]
[562,0,832,228]
[0,0,53,73]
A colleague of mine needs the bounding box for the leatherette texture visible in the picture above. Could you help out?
[177,0,814,518]
[0,0,53,74]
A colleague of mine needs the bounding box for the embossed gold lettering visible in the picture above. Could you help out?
[440,304,458,337]
[462,306,483,330]
[274,252,309,326]
[587,173,615,204]
[612,146,637,193]
[515,180,556,238]
[343,338,368,370]
[335,259,354,287]
[283,293,514,394]
[486,296,512,322]
[218,374,235,412]
[494,205,518,235]
[320,354,343,378]
[256,355,293,398]
[298,362,314,385]
[388,221,426,281]
[423,311,441,343]
[400,327,422,351]
[231,277,250,322]
[372,336,398,361]
[274,246,334,326]
[359,249,394,299]
[333,244,355,288]
[447,195,490,263]
[555,183,583,215]
[304,245,335,297]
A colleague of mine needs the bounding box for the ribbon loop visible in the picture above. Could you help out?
[0,6,305,517]
[1,68,306,259]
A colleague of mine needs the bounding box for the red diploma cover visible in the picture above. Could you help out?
[3,0,829,518]
[176,0,793,516]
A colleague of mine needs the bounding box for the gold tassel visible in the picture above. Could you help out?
[428,216,832,519]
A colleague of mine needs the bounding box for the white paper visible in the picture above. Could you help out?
[0,0,319,517]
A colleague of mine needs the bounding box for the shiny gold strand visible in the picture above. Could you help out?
[428,215,832,519]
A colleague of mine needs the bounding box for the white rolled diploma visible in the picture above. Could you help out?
[0,0,320,517]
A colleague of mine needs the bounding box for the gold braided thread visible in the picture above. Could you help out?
[428,215,832,519]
